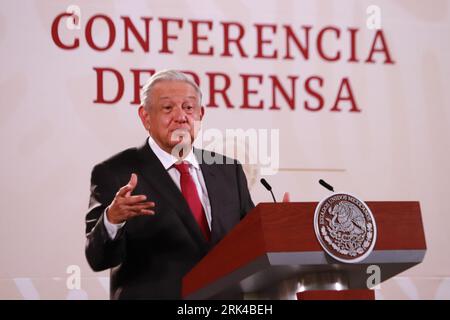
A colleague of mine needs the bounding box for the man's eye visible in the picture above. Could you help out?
[163,106,172,111]
[184,105,194,111]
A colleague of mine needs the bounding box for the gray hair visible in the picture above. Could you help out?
[140,69,202,110]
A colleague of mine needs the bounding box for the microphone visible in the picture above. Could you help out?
[319,179,334,192]
[260,178,277,203]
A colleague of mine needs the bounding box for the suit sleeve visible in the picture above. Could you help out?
[236,162,255,219]
[85,163,126,272]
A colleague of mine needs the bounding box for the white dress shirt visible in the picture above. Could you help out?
[104,136,212,239]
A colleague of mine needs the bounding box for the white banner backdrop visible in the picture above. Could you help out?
[0,0,449,299]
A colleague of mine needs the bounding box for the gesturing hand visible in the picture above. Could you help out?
[106,173,155,224]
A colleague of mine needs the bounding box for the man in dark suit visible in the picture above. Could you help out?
[85,70,255,299]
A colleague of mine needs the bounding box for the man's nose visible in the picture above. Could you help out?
[173,106,188,122]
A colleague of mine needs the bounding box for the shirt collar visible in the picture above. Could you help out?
[147,135,200,171]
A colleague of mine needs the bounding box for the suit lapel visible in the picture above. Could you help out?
[136,141,209,250]
[195,149,224,245]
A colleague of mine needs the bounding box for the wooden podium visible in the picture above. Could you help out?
[182,202,426,300]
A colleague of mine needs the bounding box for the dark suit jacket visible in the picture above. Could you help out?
[85,140,255,299]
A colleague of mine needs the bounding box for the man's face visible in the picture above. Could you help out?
[138,80,204,155]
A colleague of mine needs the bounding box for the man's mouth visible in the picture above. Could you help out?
[170,128,191,143]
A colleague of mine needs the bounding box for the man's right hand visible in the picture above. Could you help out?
[106,173,155,224]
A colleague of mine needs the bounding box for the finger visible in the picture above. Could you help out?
[125,173,138,197]
[121,195,148,205]
[282,192,290,203]
[122,202,156,212]
[140,209,155,215]
[116,184,133,197]
[127,209,155,219]
[132,201,155,209]
[134,202,156,211]
[117,174,138,197]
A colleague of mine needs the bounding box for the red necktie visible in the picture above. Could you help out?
[174,162,210,241]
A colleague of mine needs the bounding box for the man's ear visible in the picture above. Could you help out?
[138,106,150,130]
[200,106,205,120]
